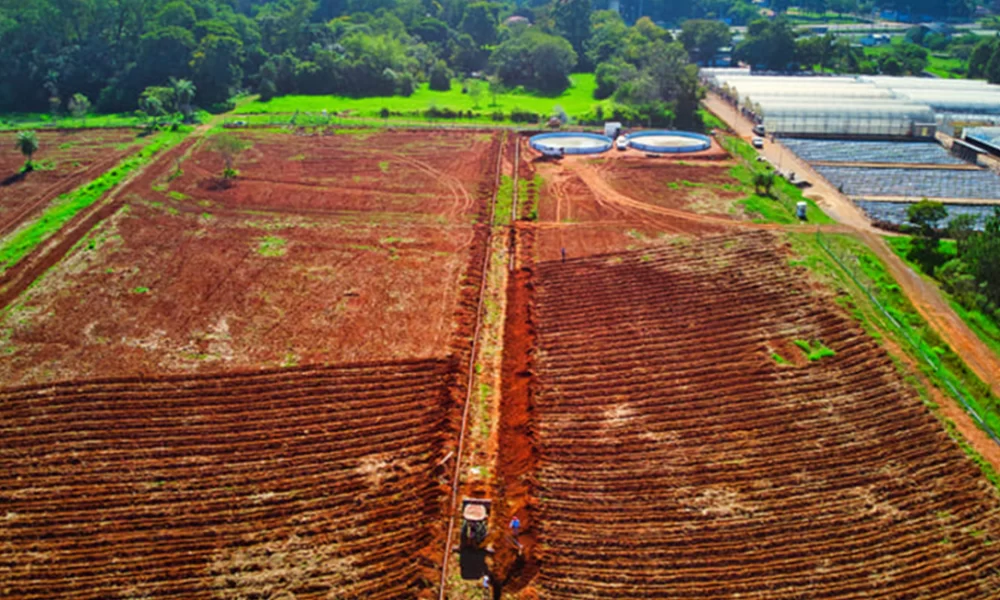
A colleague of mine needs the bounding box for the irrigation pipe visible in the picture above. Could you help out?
[438,131,507,598]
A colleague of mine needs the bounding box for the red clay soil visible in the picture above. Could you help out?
[595,159,744,218]
[493,224,540,593]
[0,359,454,599]
[171,129,494,217]
[0,130,501,387]
[0,138,197,311]
[525,231,1000,599]
[0,129,138,235]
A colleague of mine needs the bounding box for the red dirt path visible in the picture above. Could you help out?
[527,232,1000,598]
[0,359,453,599]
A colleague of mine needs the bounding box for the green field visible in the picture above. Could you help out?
[237,73,612,121]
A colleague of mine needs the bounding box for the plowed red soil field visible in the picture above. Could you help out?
[0,129,138,235]
[0,129,500,385]
[0,359,453,599]
[524,231,1000,598]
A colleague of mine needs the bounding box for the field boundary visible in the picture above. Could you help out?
[816,229,1000,445]
[438,130,507,598]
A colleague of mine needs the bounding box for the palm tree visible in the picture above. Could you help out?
[169,78,196,123]
[15,131,39,170]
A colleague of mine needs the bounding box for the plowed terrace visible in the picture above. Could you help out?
[0,359,452,599]
[527,232,1000,598]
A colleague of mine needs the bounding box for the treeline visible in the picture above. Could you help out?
[969,37,1000,83]
[732,16,995,79]
[0,0,705,128]
[906,201,1000,326]
[613,0,973,28]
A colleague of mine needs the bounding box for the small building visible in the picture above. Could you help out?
[604,121,623,139]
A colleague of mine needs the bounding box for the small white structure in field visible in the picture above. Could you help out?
[604,121,623,139]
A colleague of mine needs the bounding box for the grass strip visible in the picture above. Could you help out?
[719,134,834,225]
[0,130,188,275]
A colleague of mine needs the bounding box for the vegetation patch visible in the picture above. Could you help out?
[793,339,836,361]
[257,235,287,257]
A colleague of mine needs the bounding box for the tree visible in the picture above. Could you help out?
[489,29,577,93]
[14,131,39,170]
[734,18,797,71]
[210,133,250,179]
[459,3,497,48]
[191,34,244,106]
[554,0,593,70]
[679,19,732,65]
[68,93,91,125]
[170,77,197,122]
[753,171,775,196]
[429,60,451,91]
[968,38,999,79]
[586,10,628,68]
[906,199,949,273]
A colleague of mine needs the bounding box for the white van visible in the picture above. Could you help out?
[616,136,628,151]
[752,137,764,149]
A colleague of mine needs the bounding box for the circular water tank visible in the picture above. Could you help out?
[626,130,712,153]
[529,132,613,155]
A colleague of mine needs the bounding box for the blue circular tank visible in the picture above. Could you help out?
[626,130,712,153]
[529,132,613,155]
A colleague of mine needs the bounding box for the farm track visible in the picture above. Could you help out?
[527,231,1000,599]
[0,359,455,599]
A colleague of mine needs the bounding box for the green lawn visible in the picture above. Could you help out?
[237,73,612,121]
[862,39,967,78]
[0,113,143,131]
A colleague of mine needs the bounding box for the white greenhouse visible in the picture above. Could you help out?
[704,71,1000,136]
[754,99,936,136]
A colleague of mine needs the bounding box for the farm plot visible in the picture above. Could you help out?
[0,129,138,235]
[781,138,966,165]
[815,166,1000,199]
[0,129,501,386]
[594,160,744,218]
[0,359,453,599]
[527,231,1000,599]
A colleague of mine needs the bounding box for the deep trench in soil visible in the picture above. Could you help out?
[493,223,539,593]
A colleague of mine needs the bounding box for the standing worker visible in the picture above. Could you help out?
[561,248,566,263]
[510,515,521,536]
[482,574,490,596]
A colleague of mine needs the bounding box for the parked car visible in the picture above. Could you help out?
[753,124,766,136]
[752,137,764,149]
[616,136,628,151]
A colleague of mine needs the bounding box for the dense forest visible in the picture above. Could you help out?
[0,0,991,122]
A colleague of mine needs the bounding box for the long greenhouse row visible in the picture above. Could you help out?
[815,166,1000,200]
[780,138,966,165]
[703,68,1000,137]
